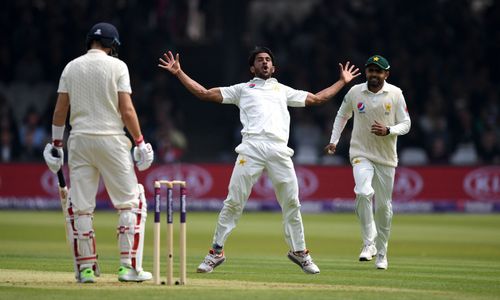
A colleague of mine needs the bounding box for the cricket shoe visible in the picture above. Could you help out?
[79,268,96,283]
[118,266,153,282]
[359,244,377,261]
[197,249,226,273]
[287,249,320,274]
[375,254,388,270]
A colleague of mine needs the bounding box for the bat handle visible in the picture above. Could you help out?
[51,148,60,158]
[51,147,67,188]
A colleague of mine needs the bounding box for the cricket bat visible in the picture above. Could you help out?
[51,149,79,280]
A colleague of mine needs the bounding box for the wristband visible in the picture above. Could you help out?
[52,125,65,147]
[134,135,144,146]
[53,139,63,147]
[52,125,65,140]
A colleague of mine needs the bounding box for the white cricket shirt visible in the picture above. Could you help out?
[57,49,132,135]
[220,77,307,144]
[331,81,411,167]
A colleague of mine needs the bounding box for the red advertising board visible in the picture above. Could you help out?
[1,164,499,212]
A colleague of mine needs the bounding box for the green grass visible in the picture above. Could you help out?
[0,210,499,299]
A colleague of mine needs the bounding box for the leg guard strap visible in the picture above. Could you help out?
[117,184,147,271]
[74,214,100,276]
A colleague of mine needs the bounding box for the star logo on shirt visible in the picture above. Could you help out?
[238,157,247,166]
[384,102,392,115]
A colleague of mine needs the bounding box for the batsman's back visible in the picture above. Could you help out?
[58,50,132,135]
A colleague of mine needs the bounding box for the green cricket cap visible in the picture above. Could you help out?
[365,55,390,70]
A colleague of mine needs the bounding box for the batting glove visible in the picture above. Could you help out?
[43,143,64,173]
[133,140,154,171]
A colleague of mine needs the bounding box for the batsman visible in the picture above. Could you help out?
[43,22,154,283]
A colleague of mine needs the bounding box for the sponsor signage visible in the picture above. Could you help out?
[1,164,499,212]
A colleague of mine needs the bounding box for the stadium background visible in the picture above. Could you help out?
[0,0,499,211]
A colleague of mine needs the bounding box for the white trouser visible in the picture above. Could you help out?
[68,134,139,213]
[352,157,395,256]
[68,134,144,271]
[213,138,307,251]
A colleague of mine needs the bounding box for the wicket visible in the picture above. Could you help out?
[153,180,187,285]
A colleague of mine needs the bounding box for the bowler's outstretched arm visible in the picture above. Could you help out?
[158,51,223,103]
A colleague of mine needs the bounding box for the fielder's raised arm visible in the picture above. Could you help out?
[305,61,361,106]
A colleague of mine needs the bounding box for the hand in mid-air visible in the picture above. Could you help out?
[371,120,389,136]
[158,51,181,75]
[323,143,337,155]
[338,61,361,84]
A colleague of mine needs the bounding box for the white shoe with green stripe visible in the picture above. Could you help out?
[118,266,152,282]
[79,268,96,283]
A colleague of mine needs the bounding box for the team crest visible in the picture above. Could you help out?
[248,83,256,88]
[384,102,392,115]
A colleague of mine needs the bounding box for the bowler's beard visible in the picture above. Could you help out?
[368,77,383,89]
[254,65,273,79]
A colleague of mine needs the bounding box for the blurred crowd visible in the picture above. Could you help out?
[1,0,499,165]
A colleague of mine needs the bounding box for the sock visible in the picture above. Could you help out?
[212,243,223,254]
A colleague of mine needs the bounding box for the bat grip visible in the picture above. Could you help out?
[51,148,66,188]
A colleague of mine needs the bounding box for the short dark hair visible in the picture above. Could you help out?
[248,46,275,66]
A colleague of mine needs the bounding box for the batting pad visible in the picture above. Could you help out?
[117,184,147,271]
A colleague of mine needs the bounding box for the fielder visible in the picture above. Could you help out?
[324,55,411,269]
[43,22,154,283]
[158,46,360,274]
